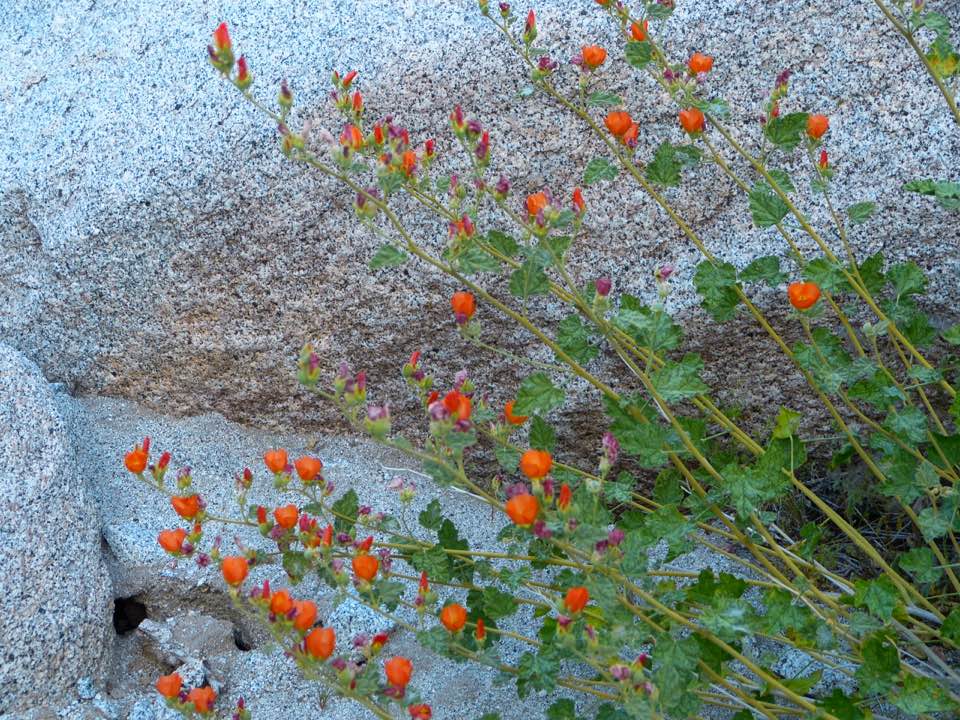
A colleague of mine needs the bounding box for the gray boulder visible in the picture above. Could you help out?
[1,1,958,438]
[0,344,113,713]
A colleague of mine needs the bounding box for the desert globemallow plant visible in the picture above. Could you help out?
[125,3,960,719]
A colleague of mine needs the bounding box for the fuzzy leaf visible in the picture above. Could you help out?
[509,257,550,299]
[625,40,653,68]
[749,183,789,227]
[584,157,619,186]
[763,112,809,151]
[694,261,741,321]
[741,255,787,287]
[514,373,565,415]
[846,201,876,225]
[556,314,599,365]
[369,244,408,269]
[650,353,710,402]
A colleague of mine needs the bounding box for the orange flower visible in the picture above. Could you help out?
[622,121,639,146]
[293,599,318,632]
[321,524,333,546]
[679,107,705,134]
[419,571,430,594]
[157,528,187,554]
[342,70,358,88]
[572,187,585,214]
[235,56,250,87]
[171,494,201,520]
[124,439,149,474]
[270,589,293,616]
[352,91,363,113]
[450,291,476,320]
[341,124,364,150]
[807,114,829,139]
[787,281,821,310]
[688,52,713,74]
[274,504,299,530]
[439,603,467,633]
[263,448,288,473]
[582,45,607,70]
[402,150,417,177]
[212,22,231,52]
[294,456,323,483]
[605,111,633,138]
[630,20,649,42]
[155,672,182,698]
[353,554,379,582]
[564,586,590,614]
[221,556,249,586]
[442,390,472,421]
[475,617,486,643]
[525,191,549,217]
[557,483,573,511]
[305,626,336,659]
[504,400,528,426]
[505,493,539,526]
[186,686,217,713]
[520,449,553,479]
[384,656,413,688]
[409,704,433,720]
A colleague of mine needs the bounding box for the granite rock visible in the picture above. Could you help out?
[1,0,958,440]
[0,344,113,714]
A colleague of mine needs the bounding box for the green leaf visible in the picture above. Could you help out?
[546,699,575,720]
[693,261,741,321]
[586,91,622,107]
[804,257,850,293]
[855,633,900,695]
[583,157,619,186]
[748,182,789,227]
[331,489,359,534]
[892,674,959,713]
[766,168,795,193]
[817,689,866,720]
[529,416,556,452]
[740,255,787,287]
[884,405,928,444]
[495,444,520,472]
[486,230,519,257]
[647,4,674,19]
[857,252,887,294]
[481,587,519,619]
[887,261,926,297]
[282,550,310,583]
[624,40,653,68]
[604,396,670,468]
[411,545,452,583]
[614,297,682,351]
[509,257,550,299]
[899,547,943,584]
[454,244,500,274]
[942,324,960,345]
[369,244,408,269]
[941,606,960,644]
[646,141,682,187]
[921,12,952,38]
[772,406,802,439]
[904,178,960,209]
[763,112,809,151]
[650,353,710,403]
[851,576,898,620]
[419,498,444,531]
[846,201,876,225]
[556,314,599,365]
[514,373,565,415]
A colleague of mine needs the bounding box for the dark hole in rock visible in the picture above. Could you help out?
[233,626,252,652]
[113,596,147,635]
